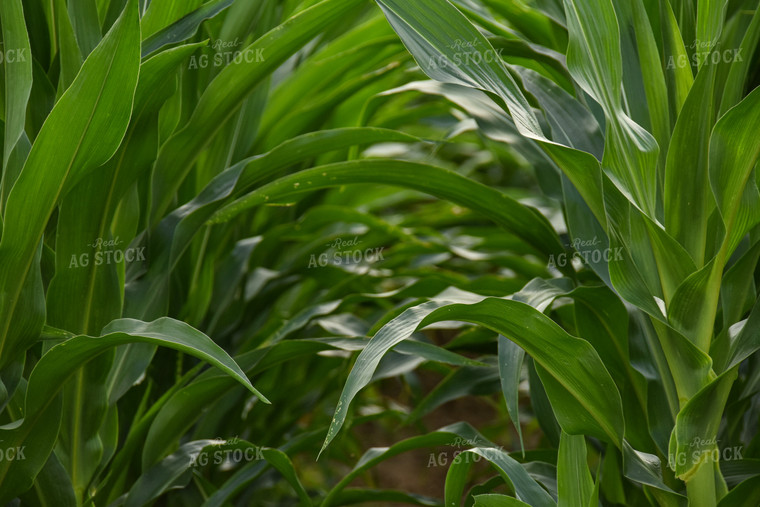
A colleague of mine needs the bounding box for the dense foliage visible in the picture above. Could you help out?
[0,0,759,505]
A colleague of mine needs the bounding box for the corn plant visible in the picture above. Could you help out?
[0,0,423,503]
[1,0,542,503]
[301,0,760,506]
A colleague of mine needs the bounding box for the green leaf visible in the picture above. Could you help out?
[150,0,367,222]
[125,439,217,507]
[557,432,593,507]
[453,447,556,507]
[717,476,760,507]
[97,318,267,405]
[45,46,207,459]
[209,160,565,262]
[0,0,141,369]
[143,339,340,468]
[429,300,625,446]
[695,0,728,58]
[663,64,718,267]
[375,0,611,229]
[318,299,460,456]
[47,40,207,333]
[53,353,113,501]
[407,363,500,422]
[140,0,204,38]
[564,0,658,216]
[720,240,760,333]
[490,38,572,92]
[629,0,670,176]
[259,63,403,150]
[375,0,544,136]
[323,422,494,506]
[126,439,310,507]
[622,442,684,497]
[0,317,266,501]
[710,86,760,260]
[668,368,738,480]
[40,46,202,499]
[321,296,624,456]
[476,0,564,50]
[524,357,560,448]
[498,335,525,456]
[25,58,56,140]
[572,288,650,449]
[671,85,760,354]
[55,0,84,91]
[0,0,33,170]
[127,128,422,320]
[661,0,694,112]
[0,132,30,213]
[720,6,760,114]
[68,0,102,57]
[723,297,760,371]
[562,0,622,113]
[141,0,234,57]
[0,387,63,502]
[256,448,312,507]
[19,452,77,507]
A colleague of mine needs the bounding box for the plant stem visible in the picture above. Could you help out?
[686,459,717,507]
